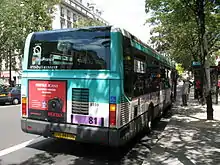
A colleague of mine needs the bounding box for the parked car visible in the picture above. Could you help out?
[0,85,4,91]
[0,86,21,105]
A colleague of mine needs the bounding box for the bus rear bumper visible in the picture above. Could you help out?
[21,118,120,147]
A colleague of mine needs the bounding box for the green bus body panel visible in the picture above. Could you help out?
[22,70,120,103]
[21,28,174,105]
[131,40,175,69]
[22,31,124,104]
[109,32,123,103]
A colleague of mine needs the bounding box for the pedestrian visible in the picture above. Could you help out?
[185,78,192,99]
[181,79,189,106]
[195,79,202,101]
[218,80,220,95]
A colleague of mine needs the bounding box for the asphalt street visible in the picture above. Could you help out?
[0,105,172,165]
[0,105,37,151]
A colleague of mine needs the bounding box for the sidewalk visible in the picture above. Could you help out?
[143,87,220,165]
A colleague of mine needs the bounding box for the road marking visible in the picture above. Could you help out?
[0,105,20,109]
[0,139,35,157]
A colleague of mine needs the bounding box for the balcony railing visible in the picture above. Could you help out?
[61,0,109,25]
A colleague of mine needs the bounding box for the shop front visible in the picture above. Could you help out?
[0,70,21,85]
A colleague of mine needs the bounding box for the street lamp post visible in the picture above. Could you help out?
[8,49,12,87]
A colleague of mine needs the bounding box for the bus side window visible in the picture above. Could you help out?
[146,57,161,92]
[133,56,146,97]
[123,56,133,98]
[123,36,133,99]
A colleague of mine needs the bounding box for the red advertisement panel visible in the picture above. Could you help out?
[28,80,67,122]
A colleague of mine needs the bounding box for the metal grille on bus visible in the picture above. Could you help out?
[72,88,89,115]
[120,96,130,126]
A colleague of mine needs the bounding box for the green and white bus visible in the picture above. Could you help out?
[21,26,176,147]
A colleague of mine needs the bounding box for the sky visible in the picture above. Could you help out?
[85,0,152,43]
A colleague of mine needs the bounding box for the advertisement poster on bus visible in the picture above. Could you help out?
[28,80,67,122]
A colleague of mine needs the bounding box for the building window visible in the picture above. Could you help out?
[60,18,66,29]
[73,13,77,22]
[48,7,53,14]
[67,10,71,20]
[67,21,72,28]
[60,7,65,17]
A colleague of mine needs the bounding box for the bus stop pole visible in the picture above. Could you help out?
[216,72,218,104]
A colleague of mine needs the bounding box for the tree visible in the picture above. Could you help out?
[0,0,60,54]
[176,63,185,77]
[145,0,220,119]
[0,0,59,85]
[73,16,105,28]
[146,0,219,68]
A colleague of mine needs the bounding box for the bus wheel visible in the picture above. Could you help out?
[163,103,172,118]
[147,104,154,132]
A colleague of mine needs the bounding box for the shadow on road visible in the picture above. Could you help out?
[145,89,220,165]
[148,118,220,165]
[3,110,172,165]
[0,103,20,107]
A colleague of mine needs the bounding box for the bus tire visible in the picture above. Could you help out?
[163,102,172,118]
[147,103,154,132]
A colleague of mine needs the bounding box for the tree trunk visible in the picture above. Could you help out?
[196,0,214,120]
[206,91,214,120]
[174,80,177,101]
[216,73,219,104]
[216,86,219,105]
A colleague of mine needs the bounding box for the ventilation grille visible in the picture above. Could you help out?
[120,96,130,126]
[72,88,89,115]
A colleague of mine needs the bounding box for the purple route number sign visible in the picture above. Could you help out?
[71,114,104,126]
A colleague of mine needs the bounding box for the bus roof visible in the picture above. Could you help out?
[31,26,176,69]
[111,26,176,69]
[33,26,112,34]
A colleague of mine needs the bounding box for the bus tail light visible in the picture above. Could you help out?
[22,97,27,117]
[109,104,116,127]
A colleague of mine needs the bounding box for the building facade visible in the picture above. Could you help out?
[0,0,108,85]
[0,52,22,85]
[52,0,108,30]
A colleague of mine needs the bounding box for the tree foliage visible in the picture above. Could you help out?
[146,0,220,119]
[176,63,185,76]
[73,16,105,28]
[145,0,220,69]
[0,0,59,70]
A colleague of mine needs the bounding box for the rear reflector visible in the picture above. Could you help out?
[22,97,27,117]
[109,104,116,127]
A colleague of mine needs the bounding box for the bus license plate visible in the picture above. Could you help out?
[0,94,6,96]
[52,132,76,140]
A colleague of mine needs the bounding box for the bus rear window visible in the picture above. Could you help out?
[28,27,111,70]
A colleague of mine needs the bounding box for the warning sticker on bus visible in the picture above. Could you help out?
[28,80,67,122]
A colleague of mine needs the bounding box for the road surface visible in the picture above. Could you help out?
[0,105,172,165]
